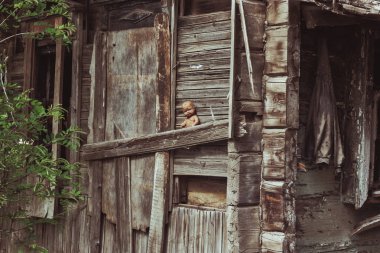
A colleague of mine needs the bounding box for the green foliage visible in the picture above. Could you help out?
[0,1,82,251]
[0,83,84,250]
[0,0,76,45]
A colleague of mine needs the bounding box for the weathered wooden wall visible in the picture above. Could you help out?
[226,0,265,252]
[296,21,380,252]
[258,1,300,252]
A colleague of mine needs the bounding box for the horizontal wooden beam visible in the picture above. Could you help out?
[81,120,229,161]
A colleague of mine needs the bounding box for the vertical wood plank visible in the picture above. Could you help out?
[228,0,236,138]
[115,157,132,253]
[147,152,170,253]
[23,24,35,91]
[70,11,83,164]
[238,0,254,98]
[170,0,178,130]
[87,31,107,253]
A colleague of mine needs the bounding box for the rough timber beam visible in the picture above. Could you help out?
[81,119,229,160]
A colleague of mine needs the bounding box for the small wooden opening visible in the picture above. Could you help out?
[178,176,227,209]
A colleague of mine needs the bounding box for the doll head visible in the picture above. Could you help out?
[182,101,196,118]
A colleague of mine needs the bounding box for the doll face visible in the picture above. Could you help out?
[182,101,196,118]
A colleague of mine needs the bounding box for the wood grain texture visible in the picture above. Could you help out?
[166,206,227,253]
[228,0,236,138]
[267,0,288,26]
[227,153,261,205]
[147,152,170,253]
[242,0,266,48]
[261,231,285,253]
[82,120,229,160]
[228,120,262,153]
[263,76,287,127]
[226,206,260,253]
[236,52,264,101]
[264,26,288,75]
[261,180,285,232]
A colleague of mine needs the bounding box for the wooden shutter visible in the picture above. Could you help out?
[341,28,372,209]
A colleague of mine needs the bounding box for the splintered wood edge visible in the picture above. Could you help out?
[352,213,380,236]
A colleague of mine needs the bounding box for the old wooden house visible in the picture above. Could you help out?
[3,0,380,252]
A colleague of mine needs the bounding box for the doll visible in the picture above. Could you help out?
[180,101,200,128]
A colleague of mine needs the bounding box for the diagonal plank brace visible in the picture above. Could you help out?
[237,0,255,97]
[81,119,230,161]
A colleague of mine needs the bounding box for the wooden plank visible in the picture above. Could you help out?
[166,206,227,252]
[155,13,171,133]
[237,101,263,115]
[178,10,231,26]
[237,52,264,101]
[23,24,35,91]
[102,219,117,253]
[228,0,236,138]
[177,58,230,73]
[177,79,230,90]
[102,159,117,224]
[176,88,229,99]
[174,158,228,177]
[69,11,83,163]
[115,157,133,253]
[171,0,178,131]
[267,0,288,26]
[105,29,157,139]
[88,161,103,253]
[176,97,229,108]
[238,0,254,98]
[263,76,287,127]
[178,48,230,62]
[133,231,149,253]
[261,231,285,253]
[261,180,285,232]
[82,119,229,160]
[178,30,231,44]
[177,39,231,54]
[177,69,230,81]
[178,20,231,35]
[227,153,261,205]
[238,0,266,50]
[264,26,288,75]
[175,106,228,117]
[226,206,260,253]
[130,155,155,232]
[174,142,227,158]
[88,32,107,144]
[228,120,262,153]
[147,152,170,253]
[352,214,380,235]
[107,2,162,31]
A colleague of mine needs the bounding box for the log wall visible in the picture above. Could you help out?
[259,1,300,252]
[226,1,265,252]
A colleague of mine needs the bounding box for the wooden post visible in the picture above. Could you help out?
[147,152,170,253]
[228,0,236,139]
[70,11,83,164]
[261,0,300,252]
